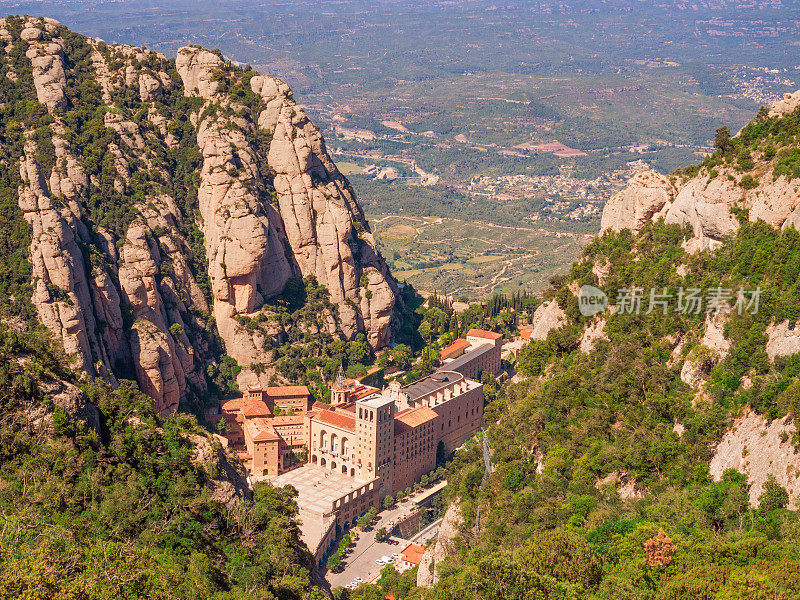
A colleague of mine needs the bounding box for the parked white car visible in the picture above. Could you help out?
[353,577,363,582]
[391,553,400,559]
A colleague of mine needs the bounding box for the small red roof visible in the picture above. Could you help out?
[265,385,310,397]
[315,409,356,432]
[440,338,470,360]
[401,543,425,565]
[466,328,502,340]
[221,397,245,412]
[246,418,280,442]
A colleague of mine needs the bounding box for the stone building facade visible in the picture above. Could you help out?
[222,385,313,477]
[223,367,484,563]
[439,328,503,379]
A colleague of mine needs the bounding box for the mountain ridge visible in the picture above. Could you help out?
[0,16,399,414]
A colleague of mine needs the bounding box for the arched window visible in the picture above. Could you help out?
[320,430,328,449]
[331,433,339,454]
[342,465,348,474]
[321,458,327,467]
[312,454,318,463]
[331,461,337,470]
[341,437,349,457]
[350,468,355,476]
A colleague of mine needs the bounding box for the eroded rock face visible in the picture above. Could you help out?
[600,169,675,234]
[766,321,800,362]
[190,433,251,508]
[417,499,463,588]
[602,91,800,250]
[175,46,398,379]
[5,21,399,414]
[769,91,800,118]
[579,317,608,353]
[529,299,568,341]
[20,19,67,111]
[680,311,730,388]
[710,409,800,508]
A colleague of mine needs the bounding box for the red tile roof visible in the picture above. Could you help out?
[396,406,438,429]
[246,418,280,442]
[265,385,310,397]
[440,338,470,360]
[466,328,503,340]
[315,409,356,432]
[241,399,273,418]
[221,397,245,412]
[401,543,425,565]
[343,378,380,401]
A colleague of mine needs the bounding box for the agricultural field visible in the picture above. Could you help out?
[367,213,590,298]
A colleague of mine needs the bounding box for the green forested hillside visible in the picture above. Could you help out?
[347,218,800,600]
[0,324,324,599]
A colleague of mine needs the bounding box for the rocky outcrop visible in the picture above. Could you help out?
[601,91,800,250]
[600,169,675,234]
[529,299,568,341]
[766,321,800,362]
[19,18,67,111]
[663,174,743,251]
[3,19,399,414]
[680,311,730,388]
[769,91,800,118]
[595,470,644,500]
[579,318,608,353]
[190,433,251,508]
[175,46,397,385]
[417,499,464,588]
[22,359,101,437]
[710,408,800,509]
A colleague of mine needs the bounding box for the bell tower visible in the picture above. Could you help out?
[331,365,349,406]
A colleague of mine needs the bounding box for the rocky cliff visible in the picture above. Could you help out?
[601,91,800,251]
[0,17,399,414]
[417,499,464,588]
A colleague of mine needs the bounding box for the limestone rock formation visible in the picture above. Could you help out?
[171,47,398,387]
[600,90,800,250]
[417,500,464,587]
[766,321,800,362]
[680,311,730,388]
[600,169,675,234]
[2,18,399,414]
[190,433,251,508]
[710,409,800,508]
[579,317,608,353]
[529,299,568,341]
[769,91,800,118]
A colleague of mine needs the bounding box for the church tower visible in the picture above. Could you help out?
[331,365,349,406]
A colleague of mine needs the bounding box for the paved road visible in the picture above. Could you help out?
[327,500,415,589]
[325,480,447,588]
[327,482,448,590]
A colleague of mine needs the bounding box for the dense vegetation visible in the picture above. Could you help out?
[343,215,800,600]
[0,322,324,599]
[676,103,800,191]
